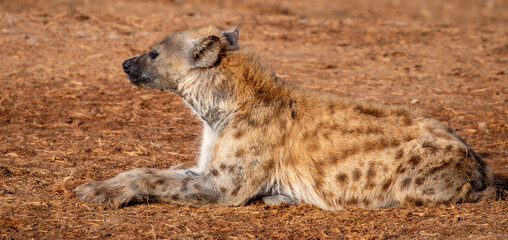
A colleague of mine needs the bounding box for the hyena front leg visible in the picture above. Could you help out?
[74,168,190,208]
[74,166,248,208]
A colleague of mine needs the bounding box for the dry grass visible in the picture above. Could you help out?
[0,0,507,239]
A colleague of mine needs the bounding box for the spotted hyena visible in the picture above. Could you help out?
[74,26,496,210]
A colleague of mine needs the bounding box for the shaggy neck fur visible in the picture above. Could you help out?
[177,48,283,134]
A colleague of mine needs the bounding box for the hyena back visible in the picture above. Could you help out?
[74,26,495,210]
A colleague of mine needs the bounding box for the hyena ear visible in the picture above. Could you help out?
[221,26,239,47]
[192,35,221,68]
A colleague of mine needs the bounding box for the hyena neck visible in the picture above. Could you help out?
[178,49,282,134]
[178,74,234,134]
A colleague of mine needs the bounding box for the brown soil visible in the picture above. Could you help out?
[0,0,507,239]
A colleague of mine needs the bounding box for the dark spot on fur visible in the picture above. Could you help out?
[395,149,404,159]
[262,160,275,172]
[389,138,401,147]
[251,146,263,156]
[396,165,406,174]
[422,141,438,153]
[193,183,201,191]
[444,144,454,152]
[367,164,377,178]
[279,119,288,131]
[220,164,227,171]
[210,169,219,177]
[291,110,297,119]
[322,131,331,141]
[228,165,236,174]
[348,197,358,205]
[234,148,246,158]
[353,105,385,118]
[459,147,469,157]
[352,169,362,180]
[289,100,295,108]
[377,138,389,149]
[393,108,413,126]
[156,178,166,185]
[220,187,227,193]
[180,178,190,192]
[310,127,321,138]
[402,116,413,126]
[403,134,415,142]
[406,197,423,206]
[171,194,179,200]
[349,125,383,135]
[249,160,259,167]
[336,173,349,184]
[401,178,412,190]
[445,179,455,189]
[91,189,102,198]
[408,155,421,166]
[342,146,359,158]
[328,154,340,165]
[415,177,425,186]
[313,165,326,191]
[363,137,398,153]
[233,130,245,139]
[382,178,393,191]
[364,164,378,190]
[365,183,376,190]
[144,179,157,190]
[362,198,372,206]
[308,142,320,152]
[423,188,435,195]
[329,103,336,114]
[278,134,288,146]
[455,161,463,170]
[262,115,272,125]
[231,185,242,196]
[428,161,452,175]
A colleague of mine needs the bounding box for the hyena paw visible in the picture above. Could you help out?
[74,180,137,209]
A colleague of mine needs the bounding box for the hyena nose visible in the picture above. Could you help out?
[122,60,131,74]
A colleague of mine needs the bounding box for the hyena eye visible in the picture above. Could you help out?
[148,51,159,60]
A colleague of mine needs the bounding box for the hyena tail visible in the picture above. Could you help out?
[470,151,502,202]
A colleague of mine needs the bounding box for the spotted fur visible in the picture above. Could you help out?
[74,26,495,209]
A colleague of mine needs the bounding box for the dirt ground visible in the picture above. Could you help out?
[0,0,507,239]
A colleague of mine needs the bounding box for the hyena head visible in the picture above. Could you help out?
[121,26,239,93]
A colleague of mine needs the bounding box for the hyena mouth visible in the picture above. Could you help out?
[127,73,149,85]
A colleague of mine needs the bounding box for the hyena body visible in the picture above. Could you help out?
[74,26,495,210]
